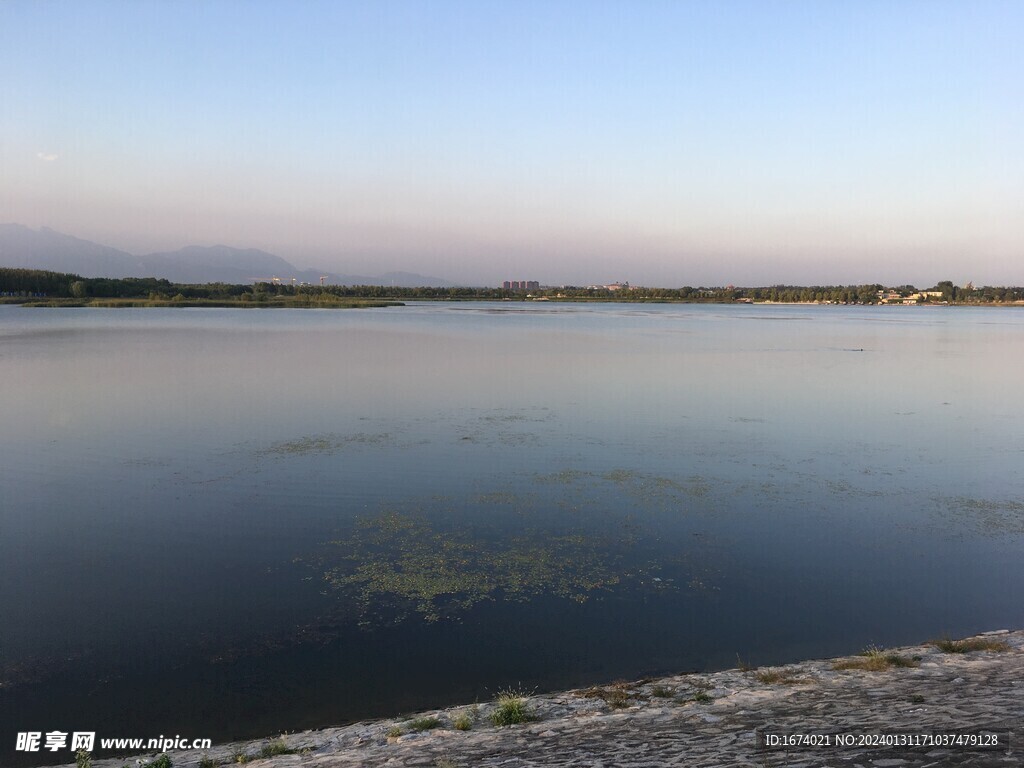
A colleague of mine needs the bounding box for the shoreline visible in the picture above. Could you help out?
[55,629,1022,768]
[5,296,1024,309]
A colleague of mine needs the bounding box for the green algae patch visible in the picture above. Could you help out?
[534,468,713,506]
[535,469,591,485]
[937,497,1024,536]
[264,435,336,456]
[319,511,634,626]
[259,432,395,457]
[303,468,726,630]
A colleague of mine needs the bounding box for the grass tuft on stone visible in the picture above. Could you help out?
[581,685,634,709]
[258,739,294,758]
[833,646,918,671]
[754,668,801,685]
[451,708,475,731]
[408,717,442,732]
[932,637,1010,654]
[489,688,537,726]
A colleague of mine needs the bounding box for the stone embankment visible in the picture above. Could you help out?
[74,630,1022,768]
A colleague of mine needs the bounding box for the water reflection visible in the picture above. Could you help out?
[2,303,1023,763]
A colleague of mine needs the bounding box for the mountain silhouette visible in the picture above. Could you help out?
[0,224,457,287]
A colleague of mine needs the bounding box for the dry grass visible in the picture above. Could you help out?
[754,668,802,684]
[408,717,442,732]
[580,681,640,709]
[833,646,919,671]
[932,637,1010,654]
[450,705,478,731]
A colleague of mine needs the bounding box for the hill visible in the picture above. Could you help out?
[0,225,457,287]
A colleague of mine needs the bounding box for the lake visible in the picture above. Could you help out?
[2,301,1023,764]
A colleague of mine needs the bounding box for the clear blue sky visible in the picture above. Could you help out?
[2,0,1021,286]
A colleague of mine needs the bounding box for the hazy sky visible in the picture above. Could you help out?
[2,1,1021,286]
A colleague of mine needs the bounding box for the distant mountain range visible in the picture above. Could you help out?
[0,224,457,287]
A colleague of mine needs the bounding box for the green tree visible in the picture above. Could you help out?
[933,280,956,302]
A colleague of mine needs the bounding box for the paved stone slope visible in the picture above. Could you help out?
[74,630,1023,768]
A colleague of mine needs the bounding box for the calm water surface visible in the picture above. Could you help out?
[2,302,1023,762]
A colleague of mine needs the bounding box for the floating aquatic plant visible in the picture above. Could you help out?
[319,511,632,625]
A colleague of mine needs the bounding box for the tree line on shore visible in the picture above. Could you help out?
[2,267,1022,304]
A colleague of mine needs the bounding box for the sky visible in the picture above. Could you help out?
[1,0,1022,287]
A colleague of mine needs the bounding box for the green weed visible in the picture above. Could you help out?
[581,685,633,709]
[451,708,475,731]
[755,668,801,684]
[489,688,537,726]
[932,636,1010,654]
[408,717,442,732]
[258,739,294,758]
[833,646,918,671]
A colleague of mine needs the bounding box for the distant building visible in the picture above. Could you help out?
[503,280,539,291]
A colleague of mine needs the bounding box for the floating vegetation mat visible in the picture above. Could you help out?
[298,466,731,629]
[310,506,700,628]
[536,468,712,504]
[258,432,396,457]
[936,496,1024,536]
[320,512,625,625]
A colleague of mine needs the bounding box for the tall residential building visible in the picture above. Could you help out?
[503,280,539,291]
